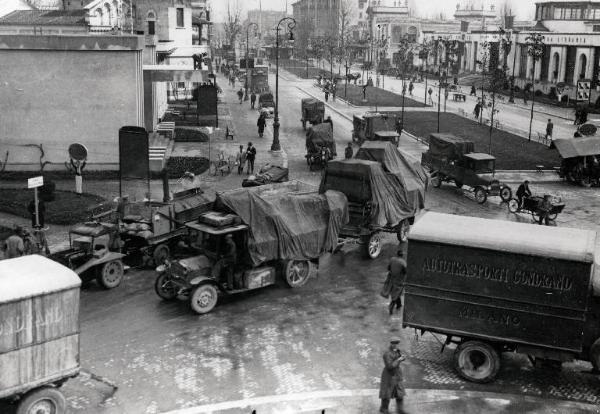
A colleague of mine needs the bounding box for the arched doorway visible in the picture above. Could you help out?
[578,53,587,80]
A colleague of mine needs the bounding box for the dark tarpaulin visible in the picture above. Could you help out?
[554,136,600,159]
[301,98,325,113]
[355,141,427,212]
[215,181,348,266]
[428,133,474,160]
[320,159,416,228]
[306,123,337,156]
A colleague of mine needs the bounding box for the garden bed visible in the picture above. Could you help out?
[166,156,210,178]
[340,84,427,107]
[0,189,106,225]
[402,111,562,170]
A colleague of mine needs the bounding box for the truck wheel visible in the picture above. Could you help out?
[284,259,311,288]
[474,187,487,204]
[96,260,124,289]
[500,186,512,202]
[396,219,410,243]
[190,283,218,314]
[507,198,519,213]
[155,273,177,300]
[590,338,600,372]
[431,174,442,188]
[363,232,382,259]
[455,181,463,189]
[454,340,501,383]
[17,387,67,414]
[153,244,170,266]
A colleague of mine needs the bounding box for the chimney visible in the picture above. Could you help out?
[504,15,514,30]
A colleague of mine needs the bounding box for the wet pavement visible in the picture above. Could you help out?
[2,72,600,414]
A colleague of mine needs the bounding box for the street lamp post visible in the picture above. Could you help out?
[272,17,296,152]
[244,22,259,101]
[526,33,545,141]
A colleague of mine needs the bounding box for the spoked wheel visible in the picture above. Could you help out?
[507,198,519,213]
[16,387,67,414]
[96,260,124,289]
[453,340,501,383]
[500,186,512,202]
[547,211,558,221]
[396,219,411,243]
[154,273,177,300]
[153,244,170,266]
[474,187,488,204]
[190,283,218,314]
[363,232,382,259]
[284,259,311,288]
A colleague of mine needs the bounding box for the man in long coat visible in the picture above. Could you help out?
[379,338,406,413]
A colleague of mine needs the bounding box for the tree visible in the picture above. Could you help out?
[337,0,355,74]
[223,0,243,52]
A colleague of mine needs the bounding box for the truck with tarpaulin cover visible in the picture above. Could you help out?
[352,112,401,145]
[320,144,427,259]
[248,66,269,94]
[306,123,336,170]
[553,136,600,186]
[403,212,600,383]
[301,98,325,130]
[154,181,348,314]
[421,133,512,204]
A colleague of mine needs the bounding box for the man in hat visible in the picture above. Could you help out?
[3,225,24,259]
[387,256,407,315]
[379,338,406,414]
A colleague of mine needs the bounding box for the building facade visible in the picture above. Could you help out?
[292,0,341,38]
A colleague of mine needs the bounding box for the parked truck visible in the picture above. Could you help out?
[248,66,269,94]
[403,212,600,383]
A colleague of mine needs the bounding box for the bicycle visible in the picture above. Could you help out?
[208,151,235,176]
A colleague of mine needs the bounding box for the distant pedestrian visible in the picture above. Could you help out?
[376,76,380,88]
[250,91,257,109]
[332,86,337,102]
[379,338,406,414]
[473,101,481,120]
[27,198,45,229]
[231,77,236,88]
[408,81,414,96]
[345,142,353,159]
[523,90,529,105]
[362,84,368,100]
[381,257,407,315]
[3,225,24,259]
[236,145,246,175]
[470,85,476,96]
[257,113,266,138]
[237,88,244,104]
[324,89,330,102]
[402,83,407,96]
[245,142,257,174]
[428,87,433,105]
[546,119,554,140]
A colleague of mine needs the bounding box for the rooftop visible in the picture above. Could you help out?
[0,9,88,26]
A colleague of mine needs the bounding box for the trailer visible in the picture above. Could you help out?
[403,212,600,383]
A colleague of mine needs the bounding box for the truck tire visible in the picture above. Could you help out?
[396,219,410,243]
[96,260,124,289]
[590,338,600,372]
[363,232,382,259]
[453,340,500,383]
[155,272,177,300]
[283,259,311,288]
[190,283,218,314]
[474,187,488,204]
[500,186,512,202]
[507,198,519,213]
[153,244,170,266]
[17,387,67,414]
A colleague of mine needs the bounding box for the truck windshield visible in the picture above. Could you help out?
[475,160,495,173]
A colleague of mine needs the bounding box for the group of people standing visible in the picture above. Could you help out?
[235,142,257,175]
[2,225,49,259]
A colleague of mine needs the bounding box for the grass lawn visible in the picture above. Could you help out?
[402,111,562,170]
[0,189,106,225]
[342,84,427,107]
[282,63,328,79]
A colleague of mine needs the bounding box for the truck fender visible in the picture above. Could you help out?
[74,252,125,275]
[189,275,216,287]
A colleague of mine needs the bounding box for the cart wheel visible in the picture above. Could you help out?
[547,212,558,221]
[97,260,124,289]
[431,174,442,188]
[153,244,170,265]
[363,232,382,259]
[284,259,311,288]
[500,186,512,202]
[155,272,177,300]
[16,386,67,414]
[590,338,600,372]
[507,198,520,213]
[453,340,501,383]
[396,219,410,243]
[455,181,463,189]
[580,176,593,188]
[190,283,218,314]
[474,187,487,204]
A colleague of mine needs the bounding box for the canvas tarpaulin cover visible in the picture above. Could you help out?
[320,159,416,228]
[306,123,336,156]
[355,141,427,213]
[428,133,475,160]
[554,136,600,159]
[215,181,348,266]
[302,98,325,113]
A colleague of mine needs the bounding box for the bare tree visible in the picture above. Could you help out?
[223,0,243,50]
[336,0,355,75]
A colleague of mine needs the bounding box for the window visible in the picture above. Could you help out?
[148,20,155,35]
[594,25,600,32]
[177,8,184,27]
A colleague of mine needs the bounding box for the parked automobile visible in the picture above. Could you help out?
[421,133,512,204]
[403,212,600,383]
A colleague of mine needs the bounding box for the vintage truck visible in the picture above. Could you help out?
[421,133,512,204]
[553,135,600,187]
[352,112,401,145]
[403,212,600,383]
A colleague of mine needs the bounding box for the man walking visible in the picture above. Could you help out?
[345,142,353,159]
[237,88,244,104]
[473,101,481,120]
[245,142,256,174]
[250,91,257,109]
[324,88,330,102]
[408,81,414,96]
[379,338,406,414]
[236,145,246,175]
[3,226,24,259]
[546,119,554,140]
